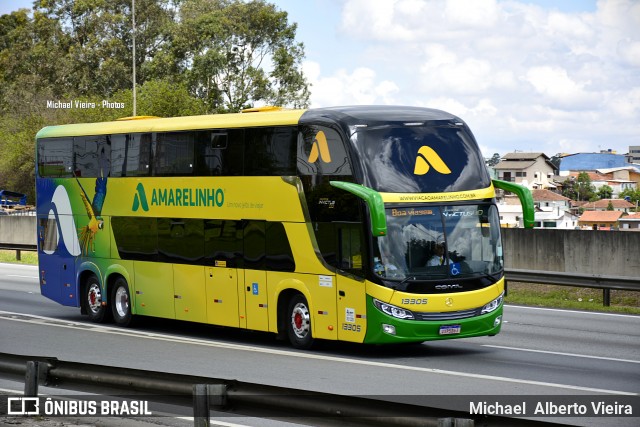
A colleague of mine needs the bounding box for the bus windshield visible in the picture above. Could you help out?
[352,124,491,193]
[373,204,503,281]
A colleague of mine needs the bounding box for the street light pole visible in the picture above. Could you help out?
[132,0,137,116]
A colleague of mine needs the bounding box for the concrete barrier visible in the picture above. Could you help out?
[502,228,640,277]
[0,216,36,246]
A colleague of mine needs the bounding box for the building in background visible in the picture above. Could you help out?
[577,210,623,230]
[619,213,640,231]
[494,153,557,189]
[559,152,640,176]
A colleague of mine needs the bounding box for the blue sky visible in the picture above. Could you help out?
[3,0,639,158]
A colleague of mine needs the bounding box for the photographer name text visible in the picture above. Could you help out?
[46,100,125,109]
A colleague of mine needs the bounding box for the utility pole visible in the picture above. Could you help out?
[132,0,137,116]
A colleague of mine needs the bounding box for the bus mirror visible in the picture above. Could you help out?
[329,181,387,237]
[492,179,535,229]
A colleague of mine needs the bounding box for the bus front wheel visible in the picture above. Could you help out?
[84,274,110,323]
[287,294,314,349]
[111,277,132,327]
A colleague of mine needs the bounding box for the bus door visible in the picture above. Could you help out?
[335,224,367,343]
[242,221,269,332]
[204,220,242,328]
[37,215,78,306]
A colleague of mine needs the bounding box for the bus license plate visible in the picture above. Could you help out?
[439,325,461,335]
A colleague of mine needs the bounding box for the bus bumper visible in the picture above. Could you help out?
[363,295,503,344]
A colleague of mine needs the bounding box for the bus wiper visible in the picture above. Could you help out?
[391,275,433,291]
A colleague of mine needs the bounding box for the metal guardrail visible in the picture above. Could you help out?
[0,244,37,261]
[0,352,555,427]
[505,268,640,306]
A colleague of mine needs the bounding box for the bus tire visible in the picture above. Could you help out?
[111,277,133,327]
[84,274,110,323]
[287,294,314,349]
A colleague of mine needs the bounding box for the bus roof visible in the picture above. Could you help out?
[36,108,307,139]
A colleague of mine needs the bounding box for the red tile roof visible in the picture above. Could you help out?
[581,199,634,209]
[531,189,570,202]
[578,210,623,223]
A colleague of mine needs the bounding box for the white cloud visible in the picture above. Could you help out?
[523,66,600,109]
[303,61,399,107]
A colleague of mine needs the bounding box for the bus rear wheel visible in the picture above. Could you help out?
[84,274,110,323]
[287,294,314,349]
[111,277,133,327]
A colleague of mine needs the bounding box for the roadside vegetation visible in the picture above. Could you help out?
[506,282,640,315]
[2,250,637,315]
[0,249,38,265]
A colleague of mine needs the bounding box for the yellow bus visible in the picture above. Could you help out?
[36,106,533,348]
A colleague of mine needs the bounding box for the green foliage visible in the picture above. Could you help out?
[597,185,613,200]
[561,172,595,201]
[486,153,501,167]
[619,188,640,210]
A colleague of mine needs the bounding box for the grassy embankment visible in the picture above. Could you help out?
[2,250,638,315]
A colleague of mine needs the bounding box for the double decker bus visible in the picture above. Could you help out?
[36,106,533,348]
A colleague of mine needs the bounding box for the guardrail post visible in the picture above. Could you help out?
[438,418,474,427]
[15,249,21,261]
[193,384,210,427]
[193,384,227,427]
[24,361,39,397]
[603,289,610,307]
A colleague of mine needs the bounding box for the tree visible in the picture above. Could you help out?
[486,153,501,167]
[32,0,176,98]
[619,188,640,211]
[170,0,309,112]
[562,172,595,201]
[549,153,562,171]
[597,185,613,200]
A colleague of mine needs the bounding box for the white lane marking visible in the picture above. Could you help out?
[482,345,640,364]
[505,304,640,319]
[1,311,637,396]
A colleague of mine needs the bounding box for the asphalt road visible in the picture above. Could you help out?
[0,263,638,427]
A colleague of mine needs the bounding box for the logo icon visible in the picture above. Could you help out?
[7,397,40,415]
[413,146,451,175]
[445,297,454,307]
[132,183,149,212]
[307,131,332,163]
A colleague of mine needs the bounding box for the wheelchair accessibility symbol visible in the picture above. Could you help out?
[450,263,461,276]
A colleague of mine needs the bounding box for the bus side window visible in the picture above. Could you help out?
[338,224,364,276]
[266,222,295,272]
[243,220,265,270]
[111,133,151,177]
[154,132,194,176]
[158,218,204,264]
[245,127,297,176]
[73,135,110,178]
[195,130,244,176]
[204,219,242,267]
[40,217,58,252]
[38,138,73,178]
[112,217,158,261]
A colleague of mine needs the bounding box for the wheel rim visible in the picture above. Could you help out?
[290,302,310,339]
[87,283,102,314]
[114,286,129,318]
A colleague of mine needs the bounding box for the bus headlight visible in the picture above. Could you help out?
[373,299,414,320]
[481,292,504,315]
